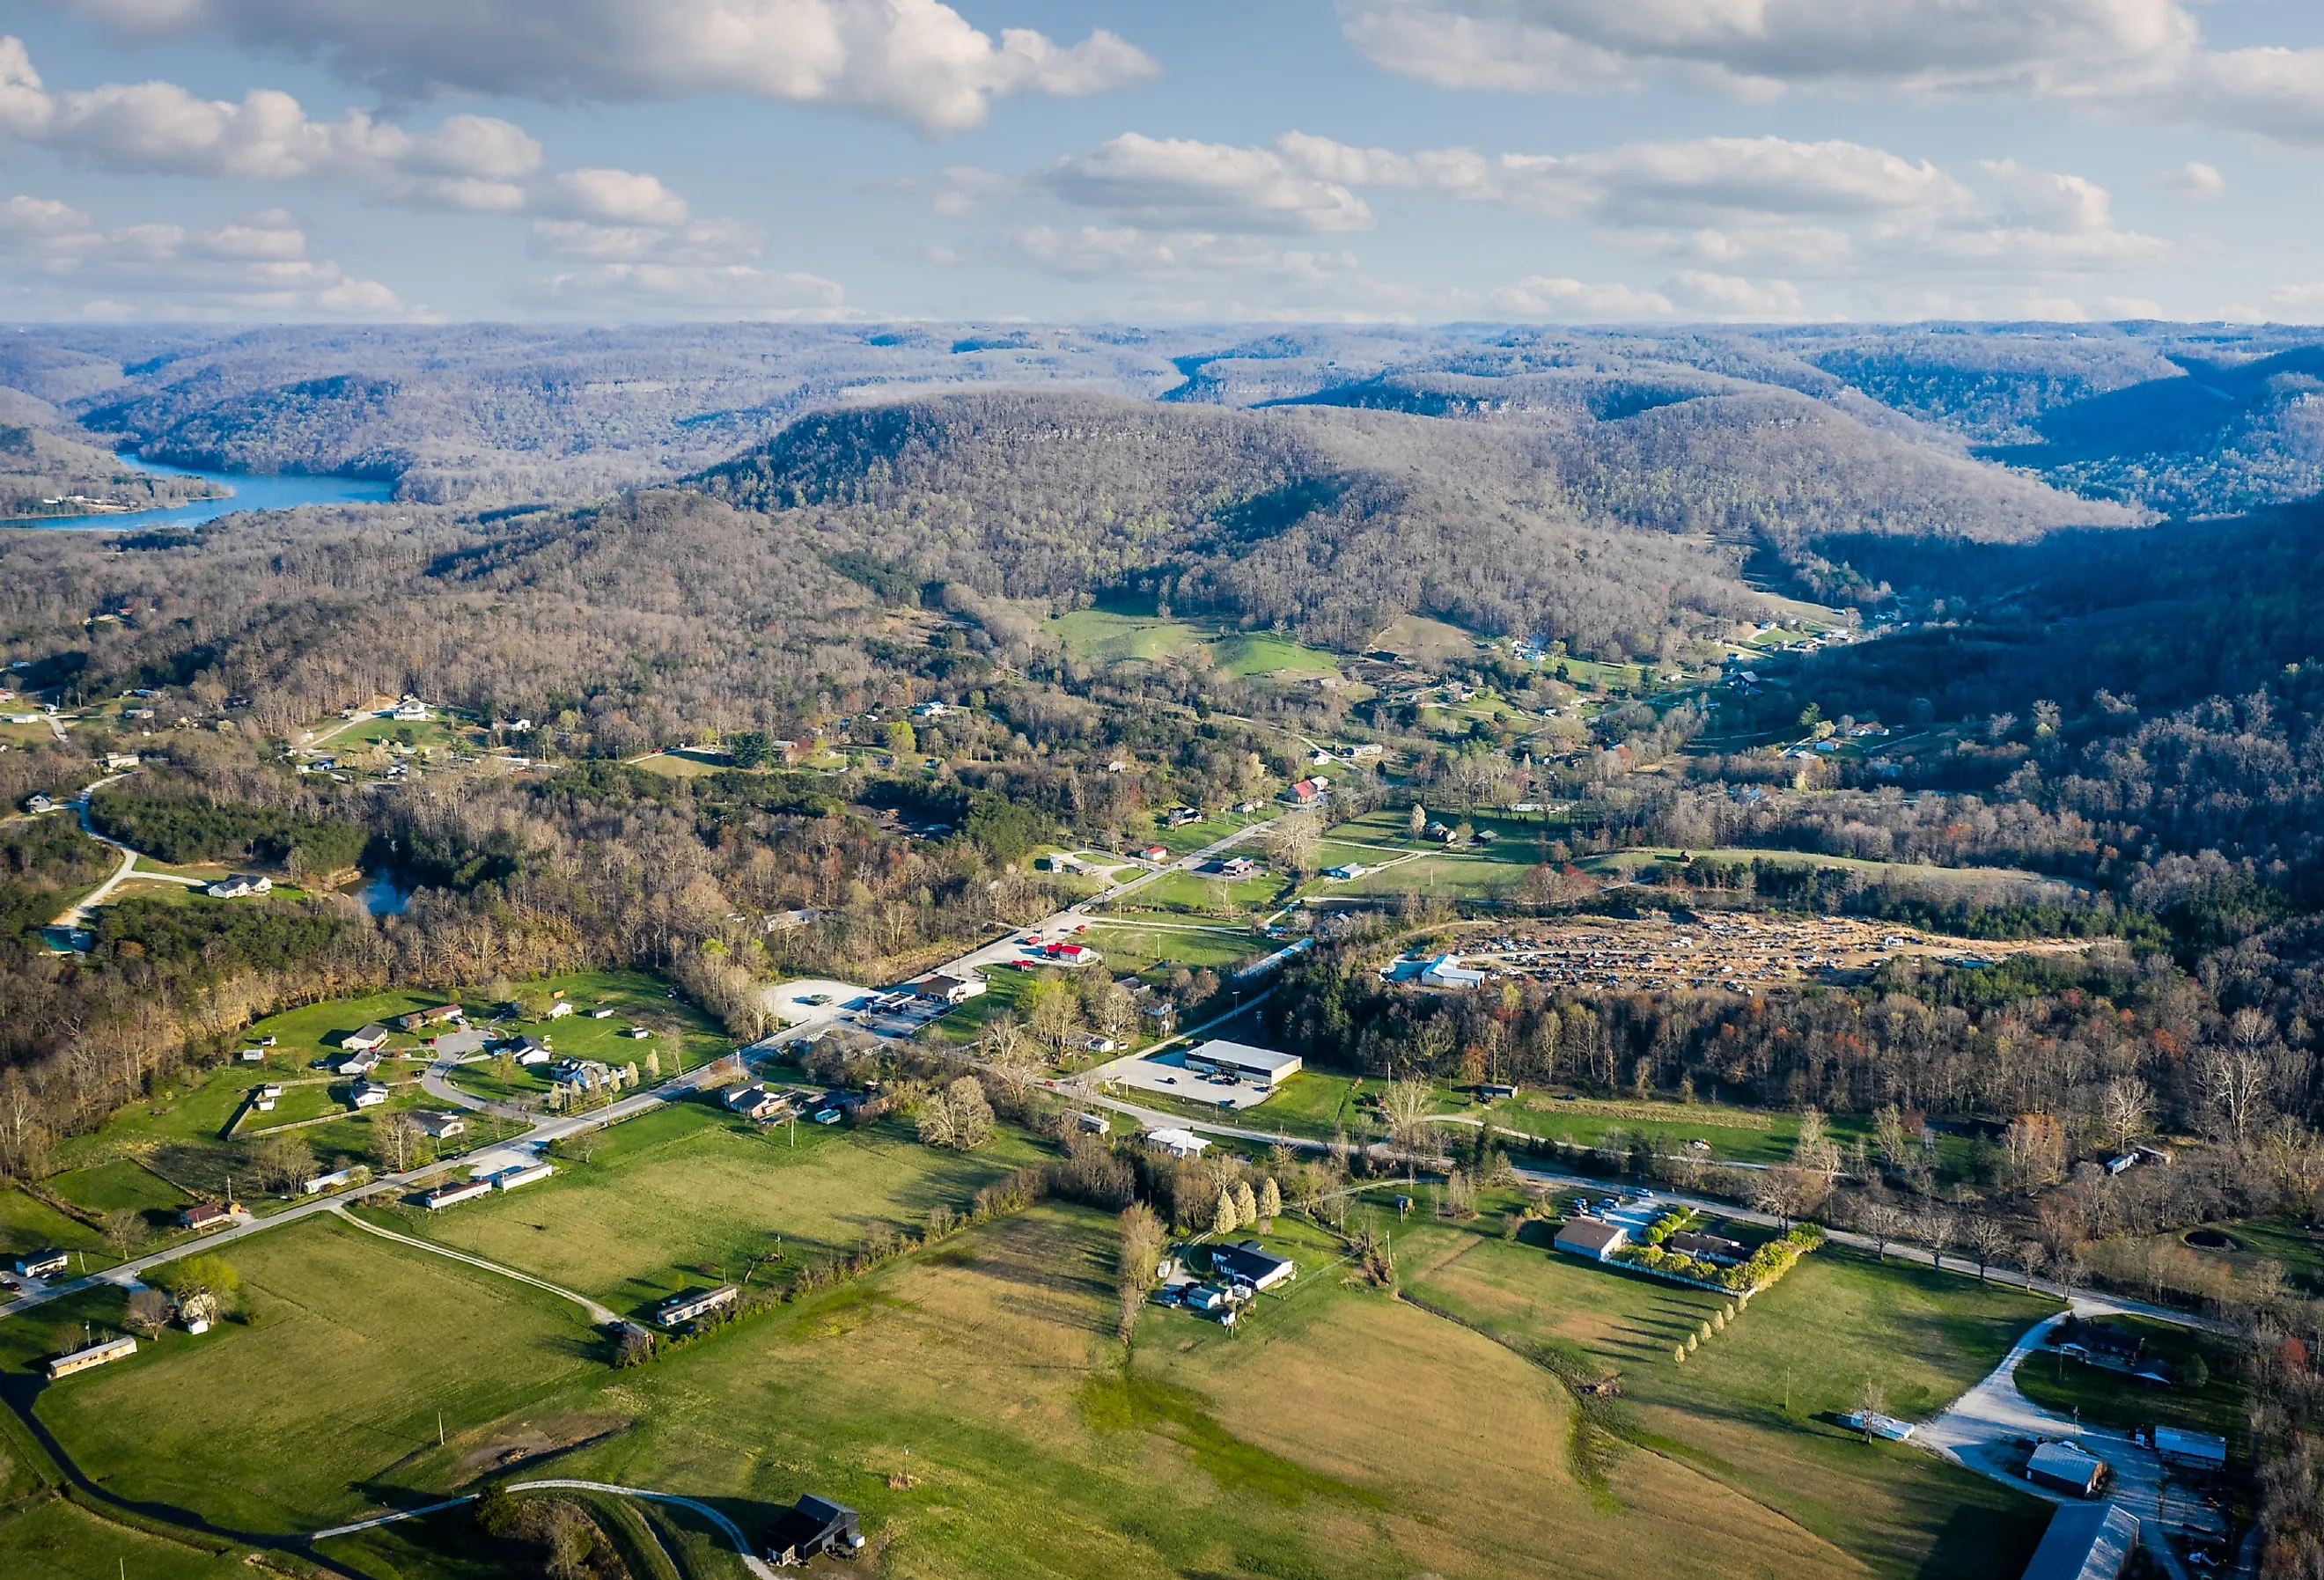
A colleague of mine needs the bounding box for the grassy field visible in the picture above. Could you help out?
[1047,612,1338,681]
[0,1214,601,1536]
[0,1189,107,1268]
[1117,870,1289,917]
[362,1102,1052,1319]
[0,1495,253,1578]
[2012,1315,2247,1447]
[7,1166,1932,1580]
[1370,614,1478,662]
[1076,922,1271,975]
[1401,1214,2058,1579]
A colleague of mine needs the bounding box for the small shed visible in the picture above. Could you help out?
[2026,1442,2107,1498]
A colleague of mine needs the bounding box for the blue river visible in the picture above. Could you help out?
[4,454,394,530]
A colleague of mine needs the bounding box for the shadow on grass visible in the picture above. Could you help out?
[0,1370,371,1578]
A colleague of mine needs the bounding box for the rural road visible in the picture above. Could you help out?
[312,1477,777,1577]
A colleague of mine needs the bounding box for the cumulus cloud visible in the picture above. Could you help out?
[1041,135,1374,234]
[0,193,416,317]
[1486,275,1673,319]
[2156,159,2225,199]
[61,0,1159,137]
[0,36,540,182]
[1336,0,2324,144]
[2272,283,2324,321]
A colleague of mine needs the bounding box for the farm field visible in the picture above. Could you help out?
[1400,1217,2058,1580]
[4,1135,1982,1580]
[364,1102,1052,1318]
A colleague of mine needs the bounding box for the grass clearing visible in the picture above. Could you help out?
[1401,1218,2056,1580]
[364,1105,1052,1318]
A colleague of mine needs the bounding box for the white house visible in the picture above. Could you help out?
[1144,1128,1210,1159]
[335,1049,383,1077]
[546,1000,575,1019]
[206,873,273,899]
[492,1161,555,1191]
[342,1024,392,1054]
[349,1079,392,1109]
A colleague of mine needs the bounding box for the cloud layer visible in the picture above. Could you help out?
[63,0,1160,136]
[1337,0,2324,144]
[0,193,409,316]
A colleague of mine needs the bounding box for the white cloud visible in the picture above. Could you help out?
[1336,0,2324,144]
[1662,268,1808,320]
[2155,159,2225,199]
[0,38,541,182]
[2271,283,2324,321]
[63,0,1160,137]
[1487,275,1673,319]
[534,169,690,226]
[525,262,849,320]
[2103,296,2165,318]
[1008,224,1366,283]
[1276,131,1971,224]
[527,217,763,264]
[0,193,417,318]
[1041,135,1374,234]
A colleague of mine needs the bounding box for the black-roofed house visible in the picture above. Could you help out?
[766,1494,863,1565]
[1208,1240,1296,1290]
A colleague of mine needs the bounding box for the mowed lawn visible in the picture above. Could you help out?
[365,1104,1053,1318]
[1401,1220,2060,1580]
[5,1216,599,1537]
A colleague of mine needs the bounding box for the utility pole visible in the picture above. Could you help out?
[438,1411,445,1447]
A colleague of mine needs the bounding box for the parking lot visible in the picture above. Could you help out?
[1089,1047,1280,1111]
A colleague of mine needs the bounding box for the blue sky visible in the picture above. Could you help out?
[4,0,2324,324]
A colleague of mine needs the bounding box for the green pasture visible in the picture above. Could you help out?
[1401,1218,2058,1580]
[364,1103,1050,1317]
